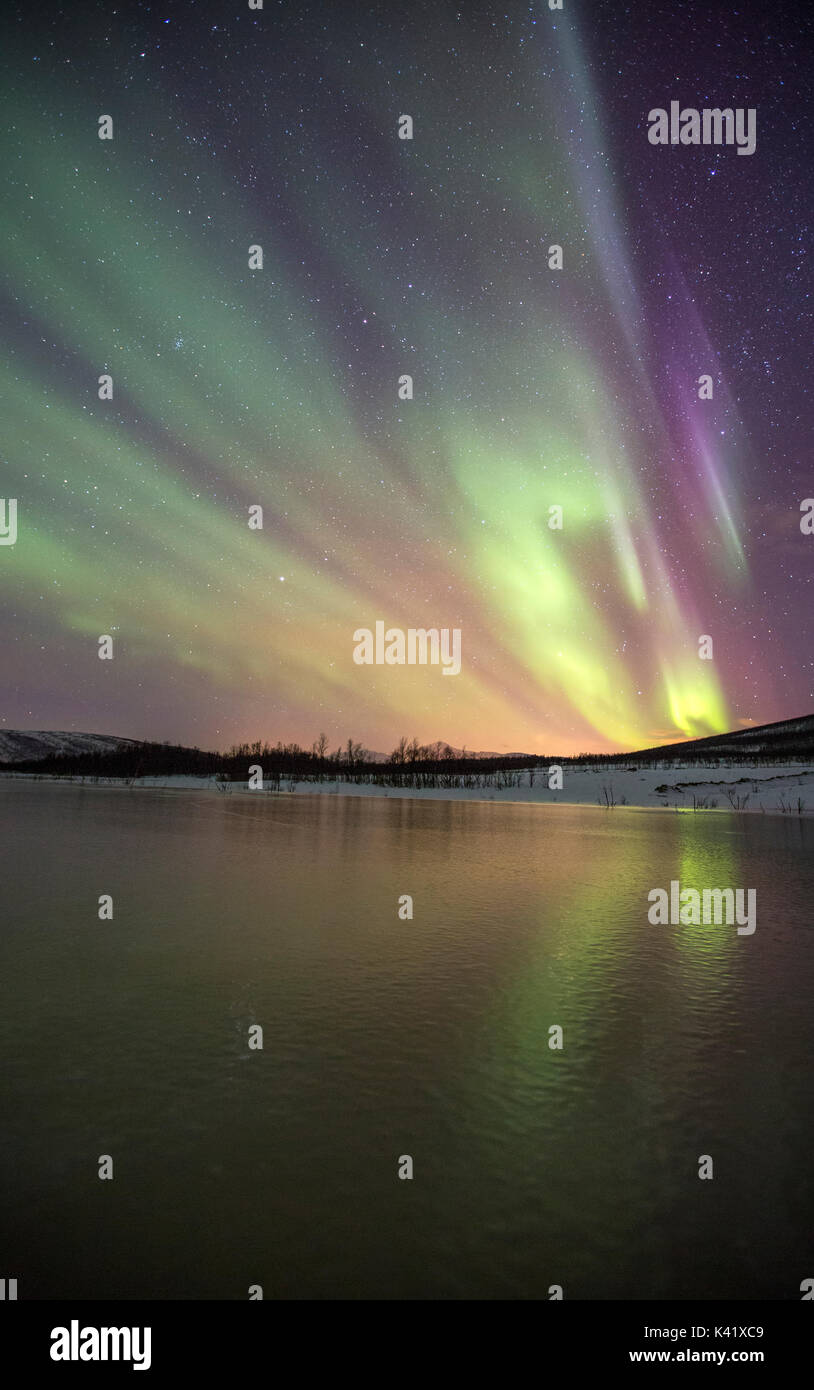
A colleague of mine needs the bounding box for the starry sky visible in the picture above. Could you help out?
[1,0,811,755]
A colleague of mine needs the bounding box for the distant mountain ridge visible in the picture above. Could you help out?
[0,730,507,766]
[0,731,141,764]
[614,713,814,763]
[1,713,812,768]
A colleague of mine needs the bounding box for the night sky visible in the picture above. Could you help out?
[1,0,811,755]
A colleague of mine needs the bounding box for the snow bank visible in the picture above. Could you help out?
[3,762,813,815]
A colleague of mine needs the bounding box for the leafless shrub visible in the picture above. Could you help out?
[725,790,750,811]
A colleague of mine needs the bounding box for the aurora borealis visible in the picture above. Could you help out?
[1,0,811,755]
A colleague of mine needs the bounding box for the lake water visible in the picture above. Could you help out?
[1,779,812,1300]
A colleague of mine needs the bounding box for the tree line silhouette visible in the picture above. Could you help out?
[3,712,812,786]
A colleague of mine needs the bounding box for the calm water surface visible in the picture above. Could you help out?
[1,780,812,1299]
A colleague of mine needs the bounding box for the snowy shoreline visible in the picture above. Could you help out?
[2,762,813,816]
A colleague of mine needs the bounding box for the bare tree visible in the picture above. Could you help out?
[390,736,408,765]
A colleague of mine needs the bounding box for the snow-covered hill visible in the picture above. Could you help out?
[0,730,141,764]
